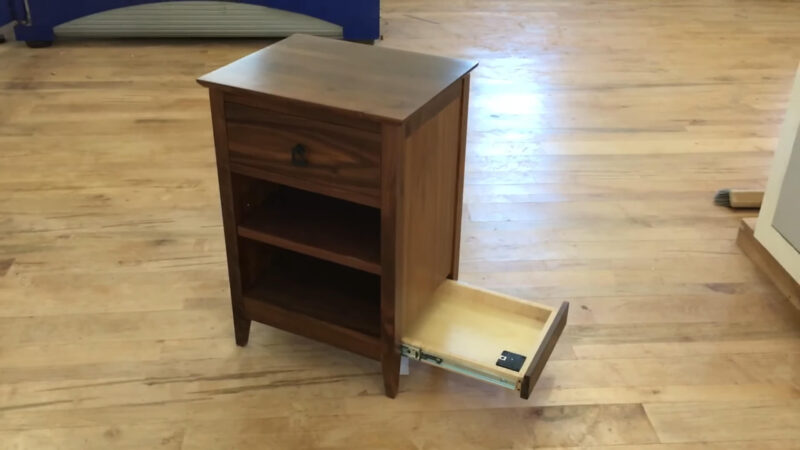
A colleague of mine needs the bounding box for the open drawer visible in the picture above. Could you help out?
[400,280,569,399]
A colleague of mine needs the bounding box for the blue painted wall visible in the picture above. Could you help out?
[1,1,15,28]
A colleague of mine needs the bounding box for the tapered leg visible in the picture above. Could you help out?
[210,89,250,349]
[233,312,251,347]
[382,350,401,398]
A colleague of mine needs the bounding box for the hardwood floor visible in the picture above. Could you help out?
[2,0,800,448]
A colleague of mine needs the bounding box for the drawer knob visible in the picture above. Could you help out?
[291,144,309,167]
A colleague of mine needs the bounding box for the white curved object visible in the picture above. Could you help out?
[55,1,342,38]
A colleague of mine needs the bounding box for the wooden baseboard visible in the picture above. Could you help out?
[737,217,800,310]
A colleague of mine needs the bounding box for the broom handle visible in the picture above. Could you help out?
[730,190,764,208]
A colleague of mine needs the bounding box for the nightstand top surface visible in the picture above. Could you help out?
[197,34,477,123]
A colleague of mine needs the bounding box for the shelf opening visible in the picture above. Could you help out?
[235,175,381,274]
[240,242,381,338]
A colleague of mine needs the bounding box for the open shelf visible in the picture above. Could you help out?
[237,183,381,275]
[241,245,381,359]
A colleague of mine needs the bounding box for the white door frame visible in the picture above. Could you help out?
[755,65,800,283]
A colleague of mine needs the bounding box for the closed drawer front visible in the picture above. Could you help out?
[224,101,381,206]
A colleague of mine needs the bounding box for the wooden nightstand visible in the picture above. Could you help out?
[198,34,568,399]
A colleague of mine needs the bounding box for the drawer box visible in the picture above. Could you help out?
[401,281,568,399]
[225,101,382,207]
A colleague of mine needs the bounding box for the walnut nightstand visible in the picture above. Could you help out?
[198,34,568,399]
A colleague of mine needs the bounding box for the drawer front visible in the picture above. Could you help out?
[224,102,381,205]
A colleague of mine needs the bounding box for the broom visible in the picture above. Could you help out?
[713,189,764,209]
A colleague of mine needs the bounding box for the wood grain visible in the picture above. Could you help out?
[224,100,382,205]
[242,298,381,360]
[209,89,251,347]
[401,280,566,395]
[396,95,461,335]
[737,217,800,310]
[242,247,381,339]
[224,92,383,134]
[198,34,477,123]
[729,189,765,208]
[204,34,476,400]
[3,0,800,446]
[237,185,381,275]
[644,400,800,443]
[379,122,404,398]
[522,301,569,399]
[450,75,470,280]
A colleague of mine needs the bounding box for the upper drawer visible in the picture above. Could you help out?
[224,102,382,207]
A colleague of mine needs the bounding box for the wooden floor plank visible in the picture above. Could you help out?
[180,404,658,449]
[2,0,800,447]
[0,424,185,450]
[645,401,800,443]
[537,442,800,450]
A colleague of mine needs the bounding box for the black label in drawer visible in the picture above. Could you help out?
[496,351,526,372]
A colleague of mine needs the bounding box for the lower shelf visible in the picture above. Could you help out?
[243,296,381,360]
[241,248,381,359]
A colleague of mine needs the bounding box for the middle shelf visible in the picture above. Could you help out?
[237,180,381,274]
